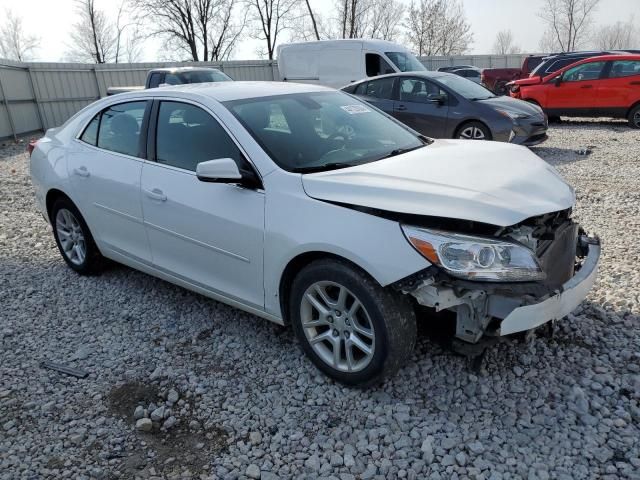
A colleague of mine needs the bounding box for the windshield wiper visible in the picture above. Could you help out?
[290,162,356,173]
[378,144,426,160]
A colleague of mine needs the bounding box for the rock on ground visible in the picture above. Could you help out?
[1,121,639,479]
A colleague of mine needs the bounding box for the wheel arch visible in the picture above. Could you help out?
[278,251,379,325]
[626,100,640,118]
[46,188,75,223]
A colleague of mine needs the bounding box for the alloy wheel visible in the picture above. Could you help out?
[55,208,86,265]
[634,110,640,128]
[300,281,375,373]
[459,126,486,140]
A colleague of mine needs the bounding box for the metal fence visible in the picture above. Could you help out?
[0,54,528,140]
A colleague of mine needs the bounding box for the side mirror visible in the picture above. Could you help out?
[196,158,242,183]
[553,76,562,87]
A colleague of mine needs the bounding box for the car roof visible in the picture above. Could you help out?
[545,54,640,77]
[150,67,223,74]
[114,81,335,102]
[348,71,457,84]
[566,54,640,64]
[278,38,407,51]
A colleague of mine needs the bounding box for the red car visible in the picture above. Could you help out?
[510,55,640,128]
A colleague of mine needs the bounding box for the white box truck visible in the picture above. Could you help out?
[277,39,426,89]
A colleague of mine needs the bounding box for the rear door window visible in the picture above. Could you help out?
[96,101,148,157]
[364,78,396,99]
[609,60,640,78]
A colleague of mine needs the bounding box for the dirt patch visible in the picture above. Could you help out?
[107,381,160,419]
[107,380,229,478]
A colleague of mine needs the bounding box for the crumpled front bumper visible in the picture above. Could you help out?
[498,237,600,336]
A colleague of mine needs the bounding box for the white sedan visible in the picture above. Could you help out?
[30,82,600,386]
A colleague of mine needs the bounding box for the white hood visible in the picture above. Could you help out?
[302,140,575,227]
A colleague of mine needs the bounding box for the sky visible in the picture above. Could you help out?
[0,0,637,62]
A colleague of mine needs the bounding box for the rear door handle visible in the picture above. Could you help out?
[73,166,90,177]
[144,188,167,202]
[630,81,640,85]
[396,104,407,111]
[580,85,593,89]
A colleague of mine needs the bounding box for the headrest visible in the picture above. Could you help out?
[110,114,138,136]
[239,103,269,131]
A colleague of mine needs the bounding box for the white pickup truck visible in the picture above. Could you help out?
[106,67,232,96]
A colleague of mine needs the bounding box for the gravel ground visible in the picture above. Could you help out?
[1,121,639,480]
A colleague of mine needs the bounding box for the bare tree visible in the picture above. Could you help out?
[405,0,473,56]
[247,0,300,60]
[113,1,145,63]
[368,0,404,41]
[492,30,521,55]
[335,0,372,38]
[593,18,638,50]
[68,0,116,63]
[538,0,600,52]
[291,5,332,41]
[304,0,320,40]
[0,9,40,61]
[133,0,246,61]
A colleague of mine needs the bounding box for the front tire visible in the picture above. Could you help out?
[455,121,492,141]
[51,197,103,274]
[628,104,640,129]
[289,259,416,387]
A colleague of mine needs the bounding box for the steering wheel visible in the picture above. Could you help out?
[327,124,356,142]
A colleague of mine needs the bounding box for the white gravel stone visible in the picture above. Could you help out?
[1,122,639,479]
[135,418,153,432]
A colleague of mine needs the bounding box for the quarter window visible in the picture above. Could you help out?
[563,62,606,82]
[155,101,243,172]
[80,114,100,146]
[97,101,147,157]
[609,60,640,78]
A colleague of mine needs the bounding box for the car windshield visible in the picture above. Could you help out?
[225,91,427,173]
[385,52,426,72]
[436,74,496,100]
[178,70,232,83]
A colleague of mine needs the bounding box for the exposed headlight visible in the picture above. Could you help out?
[402,226,545,282]
[497,109,529,121]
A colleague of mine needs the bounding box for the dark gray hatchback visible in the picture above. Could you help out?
[342,72,548,146]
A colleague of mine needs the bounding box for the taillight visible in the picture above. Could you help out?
[27,138,38,157]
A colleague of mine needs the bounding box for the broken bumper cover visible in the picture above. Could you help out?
[498,237,600,336]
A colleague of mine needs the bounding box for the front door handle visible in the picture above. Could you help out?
[144,188,167,202]
[580,85,593,89]
[396,104,407,111]
[630,81,640,85]
[73,166,90,177]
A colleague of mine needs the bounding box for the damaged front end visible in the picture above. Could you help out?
[395,209,601,344]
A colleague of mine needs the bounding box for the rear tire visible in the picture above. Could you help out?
[289,259,416,387]
[51,197,103,274]
[455,121,492,141]
[628,104,640,129]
